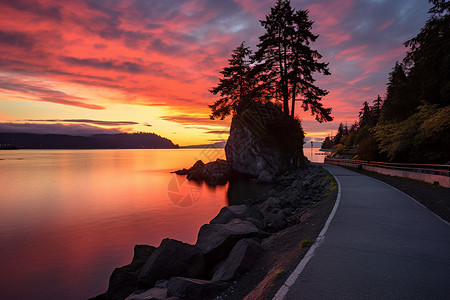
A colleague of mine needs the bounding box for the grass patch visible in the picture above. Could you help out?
[274,268,284,278]
[299,238,314,249]
[325,172,338,196]
[330,179,338,191]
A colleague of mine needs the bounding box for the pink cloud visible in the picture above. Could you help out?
[0,0,433,139]
[377,19,395,32]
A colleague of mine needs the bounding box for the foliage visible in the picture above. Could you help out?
[375,104,450,163]
[255,0,332,120]
[356,132,381,161]
[299,238,314,249]
[209,0,332,123]
[326,0,449,163]
[321,136,333,149]
[404,0,450,107]
[209,43,269,120]
[381,0,450,124]
[332,123,348,145]
[332,143,346,156]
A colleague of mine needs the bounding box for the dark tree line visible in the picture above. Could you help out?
[326,0,450,163]
[209,0,332,122]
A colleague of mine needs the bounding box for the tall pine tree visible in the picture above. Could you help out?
[209,42,262,120]
[255,0,332,121]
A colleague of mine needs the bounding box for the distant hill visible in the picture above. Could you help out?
[181,141,226,149]
[0,132,179,149]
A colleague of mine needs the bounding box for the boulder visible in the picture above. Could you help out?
[176,159,231,186]
[264,211,287,232]
[258,197,281,214]
[210,205,248,224]
[212,239,263,281]
[91,245,156,300]
[125,288,167,300]
[173,160,204,175]
[167,277,229,300]
[190,160,205,171]
[137,239,205,289]
[257,170,273,183]
[225,102,306,178]
[210,205,263,226]
[196,219,260,266]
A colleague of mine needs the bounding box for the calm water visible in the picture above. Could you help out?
[0,148,324,300]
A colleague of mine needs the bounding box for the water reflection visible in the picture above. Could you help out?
[0,149,228,300]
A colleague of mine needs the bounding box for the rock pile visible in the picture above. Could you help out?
[174,102,307,186]
[173,159,231,186]
[91,166,332,300]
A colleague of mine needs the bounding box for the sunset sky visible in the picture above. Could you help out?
[0,0,432,146]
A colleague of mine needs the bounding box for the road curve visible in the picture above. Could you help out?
[281,164,450,300]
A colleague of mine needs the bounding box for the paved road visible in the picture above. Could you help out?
[284,164,450,300]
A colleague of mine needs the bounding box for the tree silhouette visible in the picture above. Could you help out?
[372,95,383,121]
[255,0,332,121]
[209,42,254,120]
[381,62,412,122]
[404,0,449,107]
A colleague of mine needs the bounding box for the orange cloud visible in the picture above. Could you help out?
[0,0,432,142]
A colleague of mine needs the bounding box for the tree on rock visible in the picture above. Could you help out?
[255,0,332,121]
[209,0,332,123]
[209,42,269,120]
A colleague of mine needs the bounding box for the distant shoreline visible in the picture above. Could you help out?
[0,132,179,150]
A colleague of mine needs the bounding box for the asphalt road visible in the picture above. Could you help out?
[284,164,450,300]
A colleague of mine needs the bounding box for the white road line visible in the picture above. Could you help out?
[375,178,450,227]
[272,166,342,300]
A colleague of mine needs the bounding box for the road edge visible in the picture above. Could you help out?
[272,165,342,300]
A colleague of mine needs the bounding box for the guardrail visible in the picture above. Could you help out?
[325,157,450,188]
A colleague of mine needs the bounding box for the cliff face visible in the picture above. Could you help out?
[225,102,306,178]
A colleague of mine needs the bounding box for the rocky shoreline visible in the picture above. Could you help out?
[91,165,336,300]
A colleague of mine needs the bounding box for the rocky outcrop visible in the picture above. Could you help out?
[195,219,260,266]
[167,277,229,299]
[212,239,263,281]
[91,245,156,300]
[173,159,230,186]
[137,239,206,289]
[92,166,333,300]
[174,102,306,185]
[225,102,306,179]
[209,205,264,228]
[125,288,168,300]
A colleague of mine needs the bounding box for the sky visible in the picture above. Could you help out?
[0,0,432,146]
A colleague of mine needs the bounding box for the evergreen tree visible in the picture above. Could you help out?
[380,62,412,122]
[372,95,383,122]
[358,101,372,128]
[255,0,332,121]
[404,0,450,107]
[209,43,265,119]
[333,122,348,145]
[321,136,333,149]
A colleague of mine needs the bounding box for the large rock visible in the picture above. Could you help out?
[210,205,263,226]
[263,211,288,232]
[175,159,231,186]
[196,219,260,266]
[212,239,263,281]
[167,277,229,300]
[125,288,167,300]
[225,102,306,178]
[173,160,204,175]
[137,239,205,289]
[257,170,273,183]
[90,245,156,300]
